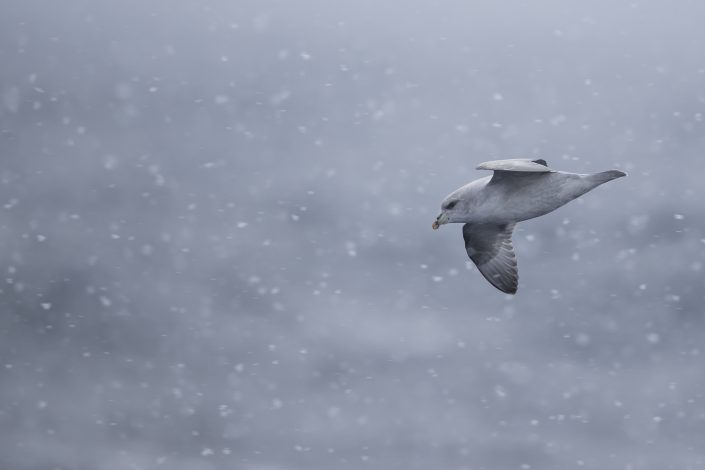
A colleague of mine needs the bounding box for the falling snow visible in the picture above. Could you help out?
[1,3,704,470]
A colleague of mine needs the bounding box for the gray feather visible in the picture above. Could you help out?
[463,223,518,294]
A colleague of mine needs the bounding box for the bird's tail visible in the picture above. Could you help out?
[586,169,627,185]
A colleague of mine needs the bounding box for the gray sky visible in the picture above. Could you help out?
[1,2,705,469]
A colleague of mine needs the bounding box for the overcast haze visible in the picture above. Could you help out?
[2,1,705,469]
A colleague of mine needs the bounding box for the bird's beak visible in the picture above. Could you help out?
[432,212,449,230]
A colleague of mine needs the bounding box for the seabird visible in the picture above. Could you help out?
[432,158,626,294]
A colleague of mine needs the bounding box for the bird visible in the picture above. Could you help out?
[432,158,626,294]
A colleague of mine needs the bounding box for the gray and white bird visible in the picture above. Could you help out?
[432,158,626,294]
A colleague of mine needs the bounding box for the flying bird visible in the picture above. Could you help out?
[432,158,626,294]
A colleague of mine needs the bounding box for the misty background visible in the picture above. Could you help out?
[1,1,705,469]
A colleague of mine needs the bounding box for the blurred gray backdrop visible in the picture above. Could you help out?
[2,1,705,469]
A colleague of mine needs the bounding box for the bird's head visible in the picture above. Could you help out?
[432,197,461,230]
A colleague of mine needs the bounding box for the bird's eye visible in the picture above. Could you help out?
[446,200,458,210]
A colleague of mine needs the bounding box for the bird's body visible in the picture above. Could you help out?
[447,170,620,224]
[433,159,626,294]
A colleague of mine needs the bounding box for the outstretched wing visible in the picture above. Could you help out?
[477,159,553,185]
[476,158,552,172]
[463,223,518,294]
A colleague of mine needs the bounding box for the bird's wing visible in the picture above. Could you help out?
[463,223,518,294]
[476,158,552,172]
[477,159,553,185]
